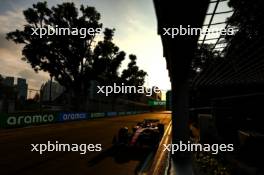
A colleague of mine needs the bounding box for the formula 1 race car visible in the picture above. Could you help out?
[112,119,165,148]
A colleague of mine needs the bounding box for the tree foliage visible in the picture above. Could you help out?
[227,0,264,39]
[6,2,147,101]
[121,54,147,87]
[225,0,264,56]
[190,44,221,80]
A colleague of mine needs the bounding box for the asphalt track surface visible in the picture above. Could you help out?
[0,111,171,175]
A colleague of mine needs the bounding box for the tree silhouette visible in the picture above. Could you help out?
[190,43,221,81]
[121,54,147,87]
[227,0,264,38]
[6,2,103,97]
[92,28,126,84]
[6,2,147,105]
[121,55,147,100]
[225,0,264,56]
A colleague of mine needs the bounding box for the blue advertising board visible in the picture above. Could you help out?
[106,112,117,117]
[58,112,89,122]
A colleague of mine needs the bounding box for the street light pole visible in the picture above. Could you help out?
[49,76,53,102]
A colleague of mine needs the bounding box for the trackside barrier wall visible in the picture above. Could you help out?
[58,112,90,122]
[145,122,172,175]
[118,112,126,116]
[90,112,105,118]
[0,113,7,128]
[126,112,132,115]
[0,111,150,129]
[0,112,58,128]
[106,112,117,117]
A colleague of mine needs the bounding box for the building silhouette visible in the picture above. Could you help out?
[17,78,28,101]
[3,76,14,87]
[40,80,65,102]
[0,75,28,100]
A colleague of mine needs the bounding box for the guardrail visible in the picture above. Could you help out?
[0,110,150,129]
[138,121,172,175]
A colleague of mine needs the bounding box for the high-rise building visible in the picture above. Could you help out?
[17,78,28,100]
[3,76,14,87]
[40,80,65,101]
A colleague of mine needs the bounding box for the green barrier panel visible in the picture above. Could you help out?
[0,113,7,128]
[118,112,126,116]
[91,112,105,118]
[126,111,132,115]
[1,112,58,128]
[148,100,166,106]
